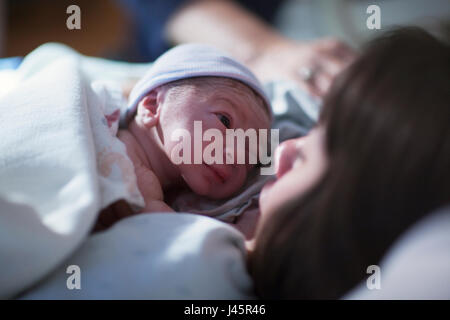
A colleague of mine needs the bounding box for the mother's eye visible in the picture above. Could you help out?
[217,114,231,128]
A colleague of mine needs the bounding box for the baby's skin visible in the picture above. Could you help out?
[93,78,270,231]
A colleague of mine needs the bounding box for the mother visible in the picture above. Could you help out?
[248,27,450,299]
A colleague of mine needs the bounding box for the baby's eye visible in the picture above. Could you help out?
[217,114,231,128]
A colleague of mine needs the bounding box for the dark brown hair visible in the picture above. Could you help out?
[249,27,450,299]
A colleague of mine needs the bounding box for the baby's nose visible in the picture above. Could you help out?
[222,136,259,165]
[223,145,253,165]
[224,146,234,164]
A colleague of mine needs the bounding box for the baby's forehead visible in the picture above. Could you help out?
[194,78,271,126]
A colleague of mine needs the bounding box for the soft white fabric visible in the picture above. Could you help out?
[344,206,450,300]
[0,57,99,298]
[19,213,254,300]
[0,53,144,298]
[89,79,145,211]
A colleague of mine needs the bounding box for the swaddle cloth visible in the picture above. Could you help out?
[122,43,272,126]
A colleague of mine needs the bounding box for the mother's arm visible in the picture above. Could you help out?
[166,0,356,98]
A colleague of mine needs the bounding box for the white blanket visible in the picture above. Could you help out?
[19,213,254,300]
[0,53,145,298]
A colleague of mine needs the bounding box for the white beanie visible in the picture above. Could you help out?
[122,43,272,126]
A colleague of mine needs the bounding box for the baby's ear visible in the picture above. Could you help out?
[136,89,163,128]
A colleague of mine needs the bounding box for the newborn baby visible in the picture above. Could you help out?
[94,44,272,231]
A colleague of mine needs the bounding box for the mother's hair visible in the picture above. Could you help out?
[249,27,450,299]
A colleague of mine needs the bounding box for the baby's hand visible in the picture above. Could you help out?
[141,199,175,213]
[92,199,174,233]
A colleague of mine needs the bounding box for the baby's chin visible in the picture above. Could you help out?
[205,189,238,200]
[184,177,238,200]
[193,185,237,200]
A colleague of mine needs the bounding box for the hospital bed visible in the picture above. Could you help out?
[0,43,449,300]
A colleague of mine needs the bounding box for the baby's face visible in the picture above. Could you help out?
[158,85,271,199]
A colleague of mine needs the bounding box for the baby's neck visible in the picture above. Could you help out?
[117,120,182,190]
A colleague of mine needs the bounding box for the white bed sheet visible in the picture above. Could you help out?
[19,213,254,300]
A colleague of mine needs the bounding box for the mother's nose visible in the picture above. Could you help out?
[274,138,303,179]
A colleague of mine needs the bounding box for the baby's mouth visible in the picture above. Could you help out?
[204,164,228,183]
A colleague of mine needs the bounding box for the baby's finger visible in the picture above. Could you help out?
[316,75,332,97]
[291,72,321,98]
[334,42,356,60]
[306,69,333,98]
[317,38,356,62]
[316,54,345,77]
[316,38,344,53]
